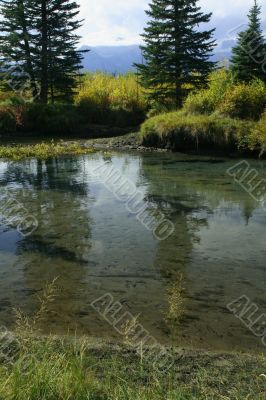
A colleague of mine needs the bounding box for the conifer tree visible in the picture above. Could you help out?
[0,0,38,99]
[231,1,266,83]
[33,0,86,102]
[0,0,86,103]
[136,0,216,107]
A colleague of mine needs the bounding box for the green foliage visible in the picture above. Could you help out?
[184,71,266,121]
[136,0,216,107]
[231,1,266,83]
[184,69,234,114]
[218,79,266,120]
[0,0,85,103]
[141,111,254,151]
[22,104,82,135]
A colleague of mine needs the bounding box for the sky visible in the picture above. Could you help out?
[78,0,266,46]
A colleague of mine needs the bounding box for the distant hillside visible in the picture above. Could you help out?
[80,45,143,74]
[80,44,233,74]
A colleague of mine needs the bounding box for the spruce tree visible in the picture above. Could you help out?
[0,0,38,99]
[136,0,216,107]
[32,0,86,103]
[231,1,266,83]
[0,0,86,103]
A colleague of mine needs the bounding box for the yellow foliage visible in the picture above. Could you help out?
[75,72,147,112]
[249,109,266,155]
[0,141,96,161]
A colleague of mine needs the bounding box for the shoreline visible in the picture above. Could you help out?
[1,131,262,159]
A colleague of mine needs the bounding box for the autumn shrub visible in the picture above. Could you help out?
[218,79,266,121]
[183,69,234,115]
[0,106,23,134]
[75,72,148,126]
[248,109,266,155]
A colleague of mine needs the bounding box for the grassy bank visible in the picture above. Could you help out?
[0,141,96,161]
[0,335,265,400]
[141,112,254,152]
[140,70,266,156]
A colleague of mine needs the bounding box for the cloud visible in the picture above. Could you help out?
[78,0,266,46]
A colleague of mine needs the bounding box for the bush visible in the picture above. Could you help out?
[249,109,266,155]
[75,72,147,126]
[183,69,234,115]
[140,111,254,152]
[22,104,81,135]
[184,71,266,122]
[0,106,22,134]
[218,79,266,121]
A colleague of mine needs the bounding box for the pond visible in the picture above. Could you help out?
[0,151,265,353]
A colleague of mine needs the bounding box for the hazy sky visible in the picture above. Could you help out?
[78,0,266,46]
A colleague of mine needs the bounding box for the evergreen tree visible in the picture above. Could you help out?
[0,0,38,99]
[136,0,216,107]
[32,0,86,102]
[0,0,86,103]
[231,1,266,83]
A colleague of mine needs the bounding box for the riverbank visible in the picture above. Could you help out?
[0,335,265,399]
[0,133,261,161]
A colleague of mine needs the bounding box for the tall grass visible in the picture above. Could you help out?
[75,72,148,126]
[0,280,265,399]
[140,111,254,152]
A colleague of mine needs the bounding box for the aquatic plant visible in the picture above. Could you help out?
[166,273,185,323]
[0,141,96,161]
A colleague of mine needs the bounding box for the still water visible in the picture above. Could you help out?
[0,151,265,353]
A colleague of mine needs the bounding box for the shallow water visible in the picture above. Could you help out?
[0,151,266,353]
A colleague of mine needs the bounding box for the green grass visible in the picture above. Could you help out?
[140,111,254,152]
[0,141,96,161]
[0,336,265,400]
[0,280,265,400]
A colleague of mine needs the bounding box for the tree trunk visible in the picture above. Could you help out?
[174,0,182,108]
[19,0,38,100]
[40,0,48,103]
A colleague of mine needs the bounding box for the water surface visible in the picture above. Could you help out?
[0,152,265,353]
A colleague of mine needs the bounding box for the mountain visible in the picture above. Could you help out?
[80,16,266,74]
[80,45,143,74]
